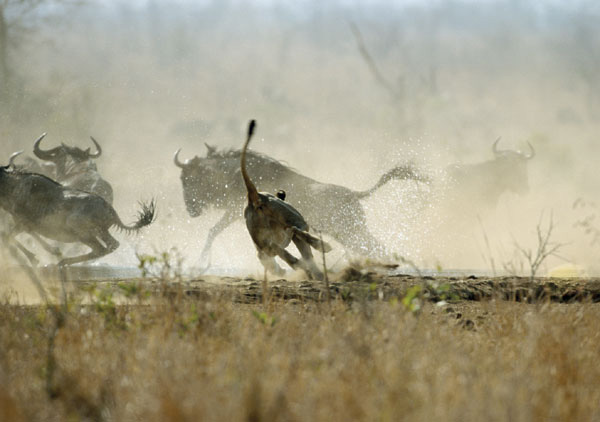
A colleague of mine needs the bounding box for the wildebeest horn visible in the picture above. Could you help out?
[174,148,187,168]
[89,136,102,158]
[204,143,217,157]
[492,137,504,156]
[524,141,535,160]
[8,150,23,168]
[33,133,53,159]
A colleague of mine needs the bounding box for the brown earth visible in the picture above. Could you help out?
[74,268,600,305]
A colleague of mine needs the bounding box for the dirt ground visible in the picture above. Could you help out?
[68,266,600,306]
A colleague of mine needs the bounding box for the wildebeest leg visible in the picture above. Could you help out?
[30,233,62,256]
[97,179,114,205]
[292,237,324,280]
[11,240,39,266]
[200,210,238,265]
[1,229,39,266]
[2,239,39,269]
[257,249,285,276]
[57,233,119,267]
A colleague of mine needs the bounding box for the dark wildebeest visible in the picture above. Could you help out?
[445,138,535,208]
[33,133,114,204]
[174,134,428,264]
[0,152,43,260]
[241,120,331,279]
[0,151,155,267]
[0,153,55,240]
[13,155,56,178]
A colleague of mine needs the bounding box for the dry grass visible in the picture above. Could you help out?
[1,281,599,422]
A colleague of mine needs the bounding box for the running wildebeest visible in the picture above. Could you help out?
[33,133,114,204]
[0,152,50,264]
[12,154,56,178]
[0,152,54,239]
[0,151,155,267]
[445,137,535,208]
[175,132,428,265]
[241,120,331,279]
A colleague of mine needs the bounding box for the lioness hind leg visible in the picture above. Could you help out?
[272,244,318,280]
[292,237,324,281]
[292,227,332,253]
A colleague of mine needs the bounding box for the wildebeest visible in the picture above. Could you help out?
[33,133,114,204]
[0,152,49,264]
[12,154,56,178]
[445,138,535,208]
[175,133,428,263]
[241,120,331,279]
[0,152,155,267]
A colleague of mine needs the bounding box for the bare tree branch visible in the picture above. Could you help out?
[0,0,85,99]
[349,21,401,102]
[513,212,565,280]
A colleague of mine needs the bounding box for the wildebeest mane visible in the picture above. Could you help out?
[212,147,298,175]
[9,167,60,186]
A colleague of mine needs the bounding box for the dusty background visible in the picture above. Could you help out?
[1,4,600,419]
[0,0,599,275]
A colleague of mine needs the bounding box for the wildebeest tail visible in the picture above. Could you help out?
[115,199,156,233]
[292,227,332,253]
[241,119,260,207]
[354,163,429,199]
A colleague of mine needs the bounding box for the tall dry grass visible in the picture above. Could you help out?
[0,283,598,422]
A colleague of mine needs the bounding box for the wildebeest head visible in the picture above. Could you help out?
[174,144,235,217]
[491,137,535,195]
[33,133,101,177]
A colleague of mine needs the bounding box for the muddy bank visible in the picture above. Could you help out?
[6,264,600,305]
[145,270,600,305]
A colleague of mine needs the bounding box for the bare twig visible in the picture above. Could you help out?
[501,254,522,277]
[349,21,401,102]
[262,268,268,310]
[319,231,331,309]
[513,212,565,281]
[477,215,497,276]
[573,198,600,246]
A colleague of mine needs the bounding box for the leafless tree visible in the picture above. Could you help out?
[0,0,84,97]
[348,20,440,134]
[348,21,401,103]
[573,198,600,246]
[513,212,565,281]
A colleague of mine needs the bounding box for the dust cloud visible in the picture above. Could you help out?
[1,0,599,279]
